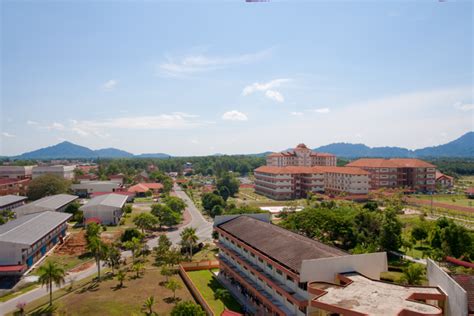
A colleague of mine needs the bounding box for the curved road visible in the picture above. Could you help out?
[0,186,213,315]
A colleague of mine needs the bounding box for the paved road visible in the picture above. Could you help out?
[0,186,213,315]
[147,184,213,248]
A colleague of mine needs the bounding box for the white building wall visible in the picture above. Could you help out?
[82,205,123,225]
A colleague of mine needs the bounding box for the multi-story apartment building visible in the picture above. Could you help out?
[32,165,76,180]
[0,178,30,196]
[254,166,369,200]
[266,144,336,167]
[0,165,35,179]
[346,158,436,192]
[214,215,446,316]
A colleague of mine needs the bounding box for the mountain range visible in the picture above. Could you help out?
[9,131,474,159]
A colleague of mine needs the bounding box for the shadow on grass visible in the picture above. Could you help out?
[111,284,127,291]
[77,282,99,293]
[30,304,56,316]
[163,297,181,304]
[208,277,242,312]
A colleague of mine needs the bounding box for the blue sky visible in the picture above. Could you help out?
[1,1,473,156]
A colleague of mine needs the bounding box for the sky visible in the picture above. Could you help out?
[1,0,473,156]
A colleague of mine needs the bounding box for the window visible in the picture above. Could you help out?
[286,275,293,282]
[298,282,307,290]
[276,269,283,276]
[267,263,272,270]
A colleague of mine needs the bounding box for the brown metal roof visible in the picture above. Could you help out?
[453,274,474,313]
[218,216,346,273]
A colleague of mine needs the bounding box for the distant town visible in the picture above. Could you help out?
[0,142,472,316]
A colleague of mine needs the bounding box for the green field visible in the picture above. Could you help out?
[414,194,473,208]
[187,269,242,315]
[230,188,306,208]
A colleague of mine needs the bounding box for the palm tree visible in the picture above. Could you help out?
[87,236,109,281]
[106,243,122,275]
[400,263,425,285]
[116,270,126,288]
[37,261,66,306]
[143,296,155,316]
[132,261,144,278]
[180,227,198,258]
[160,265,174,283]
[166,278,182,300]
[124,237,143,263]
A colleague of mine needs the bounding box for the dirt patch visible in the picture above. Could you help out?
[55,231,88,256]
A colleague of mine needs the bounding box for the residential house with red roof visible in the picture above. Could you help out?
[128,182,163,197]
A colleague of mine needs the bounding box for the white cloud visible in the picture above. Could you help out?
[453,102,474,111]
[265,90,284,103]
[222,110,248,121]
[312,107,330,114]
[290,111,303,116]
[27,120,38,125]
[1,132,15,138]
[47,122,65,130]
[102,79,118,91]
[242,78,290,103]
[159,49,271,77]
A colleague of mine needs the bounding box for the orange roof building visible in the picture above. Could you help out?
[346,158,437,192]
[128,183,163,195]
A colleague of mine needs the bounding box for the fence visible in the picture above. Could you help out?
[179,260,219,316]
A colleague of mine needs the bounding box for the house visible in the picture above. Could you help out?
[215,215,446,316]
[109,174,125,185]
[346,158,436,192]
[32,165,76,180]
[0,211,71,275]
[13,194,78,218]
[80,193,128,225]
[0,165,35,179]
[0,178,30,196]
[435,171,454,189]
[71,180,121,198]
[0,195,27,212]
[128,182,163,197]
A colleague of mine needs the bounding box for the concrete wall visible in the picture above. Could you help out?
[300,252,388,283]
[82,205,122,225]
[427,259,468,316]
[213,213,271,227]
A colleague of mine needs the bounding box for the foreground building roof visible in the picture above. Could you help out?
[0,211,71,245]
[217,216,346,273]
[452,274,474,313]
[310,272,445,316]
[0,195,27,208]
[346,158,436,168]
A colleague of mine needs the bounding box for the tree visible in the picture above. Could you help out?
[123,204,133,214]
[210,205,223,217]
[216,172,239,197]
[201,193,225,215]
[26,174,70,201]
[180,227,198,258]
[217,186,230,201]
[87,236,109,281]
[143,296,155,316]
[160,266,175,282]
[163,196,186,213]
[123,237,144,263]
[399,263,425,285]
[166,278,182,299]
[37,261,66,306]
[116,270,126,288]
[154,235,172,266]
[106,244,122,275]
[171,301,206,316]
[133,213,159,234]
[379,209,402,252]
[214,288,230,301]
[165,248,184,267]
[151,204,182,228]
[85,222,102,243]
[121,228,143,243]
[411,225,429,245]
[133,261,145,278]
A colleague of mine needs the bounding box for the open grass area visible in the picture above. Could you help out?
[134,197,155,203]
[192,244,219,262]
[230,188,306,208]
[414,194,474,208]
[187,269,242,315]
[0,283,38,303]
[14,264,194,316]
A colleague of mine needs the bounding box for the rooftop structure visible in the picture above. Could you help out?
[0,195,27,211]
[71,180,121,197]
[310,272,445,316]
[81,193,128,209]
[80,193,128,225]
[452,274,474,314]
[32,165,76,180]
[13,194,78,217]
[128,182,163,195]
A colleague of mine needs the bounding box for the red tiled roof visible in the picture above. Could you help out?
[435,171,453,181]
[445,256,474,269]
[254,165,369,175]
[85,217,101,225]
[466,187,474,195]
[221,311,243,316]
[347,158,435,168]
[0,265,26,272]
[90,191,135,198]
[128,182,163,193]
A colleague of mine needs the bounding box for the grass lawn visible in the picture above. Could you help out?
[0,283,39,303]
[187,269,242,315]
[192,244,219,262]
[414,194,474,208]
[230,188,306,208]
[134,197,155,203]
[15,264,194,316]
[39,253,94,273]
